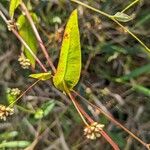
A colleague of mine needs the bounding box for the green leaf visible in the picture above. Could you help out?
[42,100,55,117]
[7,93,17,105]
[9,0,21,19]
[113,12,134,22]
[17,13,38,68]
[0,131,18,140]
[53,9,81,91]
[116,63,150,82]
[34,109,44,119]
[29,72,51,81]
[0,141,30,148]
[34,100,55,119]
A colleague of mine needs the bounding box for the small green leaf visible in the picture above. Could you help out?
[17,13,38,68]
[52,16,62,24]
[42,100,55,117]
[7,93,17,105]
[0,141,30,148]
[113,12,134,22]
[29,72,51,81]
[34,109,44,119]
[53,9,81,91]
[34,100,55,119]
[9,0,21,19]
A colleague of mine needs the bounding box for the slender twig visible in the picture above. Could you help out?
[73,90,149,149]
[71,0,150,53]
[110,18,150,53]
[0,10,47,72]
[63,83,89,126]
[64,82,119,149]
[71,0,112,18]
[68,92,89,126]
[0,3,9,17]
[12,29,47,72]
[16,105,35,114]
[9,80,40,107]
[121,0,140,13]
[20,2,56,73]
[69,93,120,150]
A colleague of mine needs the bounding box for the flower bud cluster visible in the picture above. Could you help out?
[84,122,104,140]
[0,105,14,121]
[18,54,30,69]
[7,88,21,96]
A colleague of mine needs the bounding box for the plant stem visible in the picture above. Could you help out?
[73,90,148,149]
[71,0,112,18]
[63,82,89,126]
[9,80,40,107]
[68,92,89,126]
[0,10,47,72]
[12,29,48,72]
[16,105,35,114]
[71,0,150,53]
[121,0,140,13]
[20,2,56,73]
[110,17,150,53]
[69,93,120,150]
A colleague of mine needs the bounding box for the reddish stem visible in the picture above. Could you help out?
[100,130,120,150]
[12,29,47,72]
[69,93,120,150]
[20,2,56,73]
[73,90,148,148]
[0,10,47,72]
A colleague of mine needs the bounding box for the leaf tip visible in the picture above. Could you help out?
[71,9,78,17]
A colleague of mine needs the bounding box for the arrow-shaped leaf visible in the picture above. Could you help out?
[53,9,81,91]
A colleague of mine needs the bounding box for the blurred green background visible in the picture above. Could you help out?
[0,0,150,149]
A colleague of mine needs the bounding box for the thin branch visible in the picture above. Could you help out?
[20,2,56,73]
[68,92,90,126]
[69,93,120,150]
[9,80,40,107]
[71,0,112,18]
[110,18,150,53]
[0,10,47,72]
[12,29,47,72]
[121,0,140,13]
[71,0,150,53]
[73,90,149,149]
